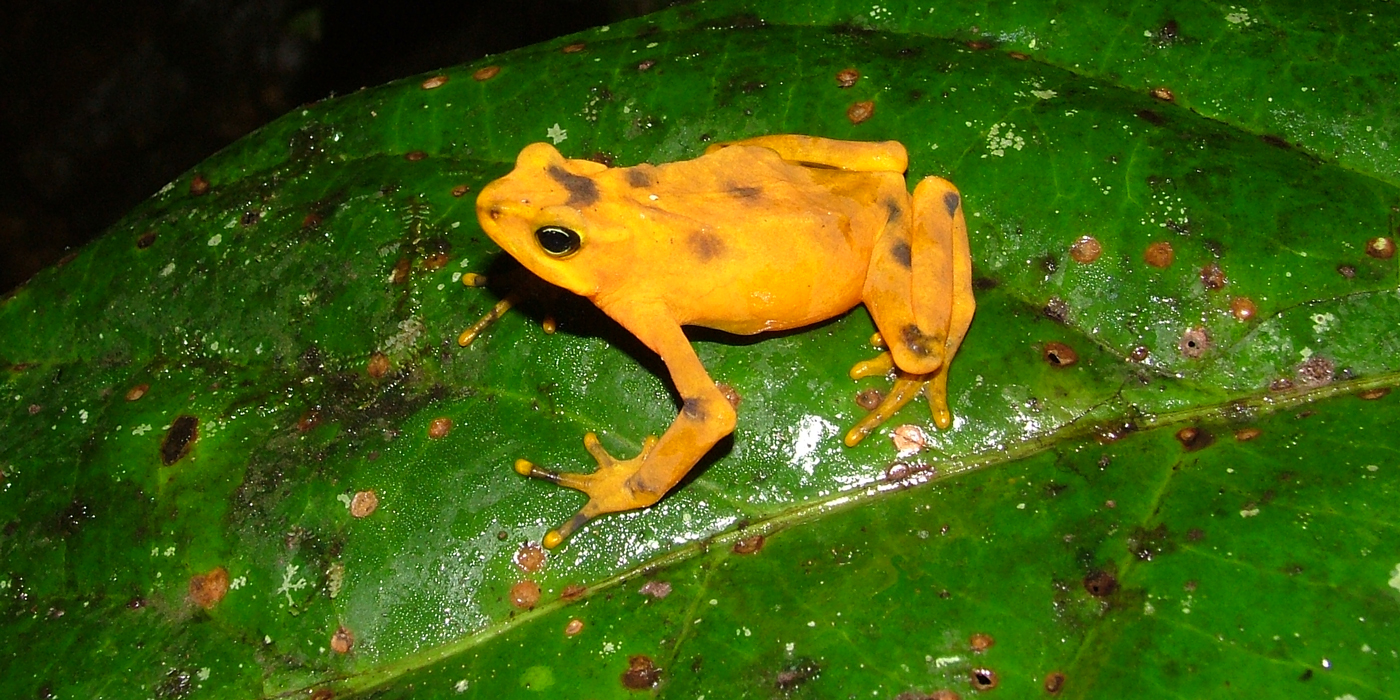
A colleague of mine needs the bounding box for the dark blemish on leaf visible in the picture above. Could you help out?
[27,404,40,415]
[682,398,706,420]
[1083,570,1117,597]
[621,655,661,690]
[302,212,323,229]
[561,42,586,54]
[158,669,193,698]
[421,74,448,90]
[1230,296,1256,321]
[855,387,884,410]
[943,191,961,217]
[473,65,500,81]
[1261,134,1292,149]
[1295,356,1334,387]
[638,580,671,598]
[1042,297,1069,322]
[188,566,229,609]
[565,618,584,636]
[1144,241,1174,268]
[241,210,261,227]
[331,625,354,654]
[391,257,412,285]
[428,417,453,439]
[589,151,616,166]
[510,580,541,609]
[637,59,656,71]
[1009,51,1029,60]
[367,352,390,379]
[561,583,587,600]
[965,39,995,50]
[296,408,322,432]
[1179,327,1210,358]
[1165,218,1190,235]
[836,68,860,87]
[451,184,470,197]
[1136,109,1166,126]
[1041,254,1058,275]
[1337,263,1356,278]
[847,100,875,124]
[1094,421,1137,443]
[971,667,999,690]
[1358,387,1391,400]
[1044,670,1066,694]
[1129,346,1150,362]
[1366,236,1396,259]
[160,415,199,466]
[1128,524,1172,561]
[733,534,765,554]
[1199,263,1226,290]
[1157,19,1180,43]
[350,490,378,518]
[136,230,157,248]
[1150,86,1175,102]
[405,150,428,162]
[1234,427,1262,441]
[548,165,600,207]
[1069,235,1101,263]
[189,174,210,196]
[515,544,546,573]
[125,384,149,401]
[969,633,995,652]
[890,241,913,268]
[127,596,147,609]
[625,169,654,188]
[1270,377,1295,392]
[1299,669,1313,681]
[1187,528,1205,541]
[1043,341,1078,368]
[776,658,821,690]
[1175,426,1214,451]
[716,383,741,410]
[973,276,998,291]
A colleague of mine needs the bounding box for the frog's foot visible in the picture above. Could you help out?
[514,432,661,548]
[843,351,954,446]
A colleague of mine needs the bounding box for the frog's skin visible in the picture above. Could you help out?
[475,135,975,548]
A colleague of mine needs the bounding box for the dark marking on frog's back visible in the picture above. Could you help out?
[729,184,762,199]
[884,197,904,224]
[943,191,961,217]
[682,398,706,420]
[625,168,655,188]
[890,240,912,269]
[901,323,941,358]
[689,230,726,262]
[548,165,599,207]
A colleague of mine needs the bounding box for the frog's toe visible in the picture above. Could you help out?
[844,370,927,446]
[515,433,665,547]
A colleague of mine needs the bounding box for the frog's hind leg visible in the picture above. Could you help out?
[850,175,974,444]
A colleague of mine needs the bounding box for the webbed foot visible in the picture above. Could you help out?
[843,349,954,447]
[514,432,661,548]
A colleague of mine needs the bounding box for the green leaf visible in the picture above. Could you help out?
[1,0,1397,697]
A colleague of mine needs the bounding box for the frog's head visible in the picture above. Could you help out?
[476,143,615,298]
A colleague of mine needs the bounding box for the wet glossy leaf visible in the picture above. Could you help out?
[1,1,1397,698]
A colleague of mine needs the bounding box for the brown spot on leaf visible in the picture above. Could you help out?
[1136,109,1166,126]
[565,618,584,636]
[136,230,158,248]
[637,59,656,71]
[1150,86,1175,102]
[969,633,995,652]
[421,74,448,90]
[561,583,587,601]
[428,417,453,439]
[160,415,198,466]
[1083,570,1118,597]
[296,408,322,432]
[240,210,260,227]
[350,490,379,518]
[331,625,354,654]
[836,67,860,87]
[404,150,428,162]
[511,580,541,610]
[1270,377,1295,392]
[1044,671,1066,694]
[1069,235,1101,263]
[189,174,210,196]
[1043,297,1070,322]
[621,655,661,690]
[367,353,390,379]
[856,387,884,410]
[1144,241,1174,268]
[1128,524,1172,561]
[451,184,470,197]
[847,100,875,124]
[125,384,149,401]
[391,257,412,285]
[1230,296,1256,321]
[562,42,587,53]
[1179,327,1210,358]
[1234,427,1262,441]
[1199,262,1226,290]
[733,534,765,554]
[302,212,323,229]
[1366,237,1395,258]
[1043,341,1078,368]
[1295,356,1334,387]
[892,424,929,452]
[422,252,449,270]
[1129,345,1150,362]
[515,543,546,573]
[1175,426,1214,451]
[777,659,821,690]
[1358,387,1391,400]
[472,65,500,81]
[188,567,229,609]
[717,383,742,410]
[970,668,999,691]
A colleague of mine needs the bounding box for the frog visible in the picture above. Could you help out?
[474,134,975,548]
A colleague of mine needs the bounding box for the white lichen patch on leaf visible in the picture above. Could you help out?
[983,122,1025,158]
[1388,563,1400,593]
[275,563,309,607]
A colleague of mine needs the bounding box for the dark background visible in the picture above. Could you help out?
[1,0,654,294]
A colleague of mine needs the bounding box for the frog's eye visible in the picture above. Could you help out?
[535,226,582,257]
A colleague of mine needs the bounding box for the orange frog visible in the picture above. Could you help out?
[475,135,974,547]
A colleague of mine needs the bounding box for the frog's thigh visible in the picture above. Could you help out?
[705,135,908,173]
[915,176,975,428]
[864,184,957,376]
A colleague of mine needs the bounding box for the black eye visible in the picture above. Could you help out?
[535,226,581,257]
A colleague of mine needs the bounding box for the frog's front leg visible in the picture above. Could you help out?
[515,304,737,548]
[847,175,975,446]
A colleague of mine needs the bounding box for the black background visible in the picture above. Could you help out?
[1,0,653,293]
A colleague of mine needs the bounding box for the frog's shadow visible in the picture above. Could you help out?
[479,254,856,489]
